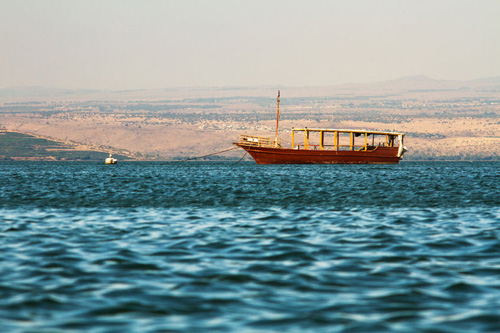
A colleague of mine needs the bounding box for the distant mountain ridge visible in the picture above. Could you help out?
[376,75,500,91]
[1,76,500,99]
[0,86,103,97]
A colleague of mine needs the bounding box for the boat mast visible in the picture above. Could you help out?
[275,90,280,147]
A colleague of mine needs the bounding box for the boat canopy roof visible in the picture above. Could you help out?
[291,128,405,136]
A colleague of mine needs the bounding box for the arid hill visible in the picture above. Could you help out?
[1,76,499,160]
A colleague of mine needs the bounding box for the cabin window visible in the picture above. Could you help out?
[336,132,352,151]
[388,135,395,147]
[306,131,321,150]
[322,132,337,150]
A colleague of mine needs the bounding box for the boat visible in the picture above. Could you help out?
[234,91,407,164]
[105,154,117,164]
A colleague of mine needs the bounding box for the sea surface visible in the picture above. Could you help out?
[1,161,500,332]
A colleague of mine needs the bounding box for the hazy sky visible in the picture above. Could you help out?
[1,0,499,90]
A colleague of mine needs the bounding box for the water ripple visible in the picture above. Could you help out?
[1,162,500,331]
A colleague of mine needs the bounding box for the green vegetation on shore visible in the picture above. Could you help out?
[0,131,129,161]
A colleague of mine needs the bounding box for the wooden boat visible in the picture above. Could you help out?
[234,91,407,164]
[105,154,117,164]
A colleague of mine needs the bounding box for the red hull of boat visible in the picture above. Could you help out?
[235,144,401,164]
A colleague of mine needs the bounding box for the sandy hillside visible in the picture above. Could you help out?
[1,78,499,160]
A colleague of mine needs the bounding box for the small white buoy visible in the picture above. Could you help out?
[105,153,117,164]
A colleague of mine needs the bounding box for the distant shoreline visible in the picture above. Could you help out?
[2,159,499,163]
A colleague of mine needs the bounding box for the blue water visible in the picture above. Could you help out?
[1,161,500,332]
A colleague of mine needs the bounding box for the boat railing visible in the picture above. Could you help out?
[239,135,281,148]
[295,144,383,151]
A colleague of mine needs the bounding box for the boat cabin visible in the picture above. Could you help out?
[239,128,405,152]
[290,128,405,152]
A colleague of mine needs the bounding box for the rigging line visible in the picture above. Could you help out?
[174,146,239,162]
[235,151,248,164]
